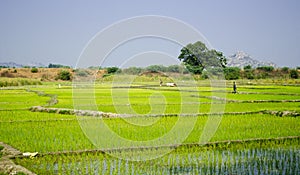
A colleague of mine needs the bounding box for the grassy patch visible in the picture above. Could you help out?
[0,77,42,87]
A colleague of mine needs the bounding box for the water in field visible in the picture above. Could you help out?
[16,144,300,174]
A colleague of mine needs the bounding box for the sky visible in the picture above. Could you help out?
[0,0,299,68]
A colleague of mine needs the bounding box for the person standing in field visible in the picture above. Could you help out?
[160,79,163,86]
[233,81,237,93]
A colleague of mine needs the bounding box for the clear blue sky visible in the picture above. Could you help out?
[0,0,299,67]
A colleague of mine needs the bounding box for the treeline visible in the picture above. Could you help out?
[48,63,71,68]
[221,66,299,80]
[93,65,189,78]
[87,64,188,75]
[121,65,189,74]
[103,65,299,80]
[1,64,299,81]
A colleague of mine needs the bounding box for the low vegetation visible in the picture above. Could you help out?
[0,78,42,87]
[30,67,38,73]
[56,70,72,80]
[0,64,299,82]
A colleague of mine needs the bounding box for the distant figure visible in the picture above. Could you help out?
[159,79,163,86]
[58,84,61,89]
[233,81,237,93]
[166,82,177,87]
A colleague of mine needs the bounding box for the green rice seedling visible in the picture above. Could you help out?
[0,89,50,110]
[1,79,300,174]
[15,138,299,174]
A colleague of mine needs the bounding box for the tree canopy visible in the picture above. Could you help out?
[178,41,226,74]
[106,67,120,74]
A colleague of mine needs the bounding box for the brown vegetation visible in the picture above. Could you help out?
[0,68,106,81]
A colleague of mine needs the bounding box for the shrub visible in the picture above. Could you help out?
[243,65,252,70]
[184,64,203,74]
[48,63,70,68]
[146,65,167,73]
[75,69,89,77]
[257,66,274,72]
[31,67,38,73]
[57,70,72,80]
[223,67,240,80]
[201,71,209,79]
[290,69,298,79]
[167,65,181,73]
[122,67,143,75]
[106,67,120,74]
[281,67,289,73]
[244,69,254,79]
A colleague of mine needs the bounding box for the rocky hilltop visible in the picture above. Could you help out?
[227,51,276,68]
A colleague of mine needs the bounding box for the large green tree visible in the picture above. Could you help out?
[178,41,226,74]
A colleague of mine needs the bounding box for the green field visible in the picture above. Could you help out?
[0,78,299,174]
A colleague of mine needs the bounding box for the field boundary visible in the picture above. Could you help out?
[0,142,36,175]
[1,109,298,124]
[26,89,58,106]
[29,106,300,118]
[11,136,300,158]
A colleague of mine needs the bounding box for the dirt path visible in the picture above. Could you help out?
[0,142,36,175]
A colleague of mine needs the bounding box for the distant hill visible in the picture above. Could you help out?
[0,61,46,68]
[0,61,23,68]
[227,51,276,68]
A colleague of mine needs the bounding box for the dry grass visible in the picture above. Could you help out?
[0,68,106,81]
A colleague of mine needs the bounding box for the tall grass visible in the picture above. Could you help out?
[0,78,42,87]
